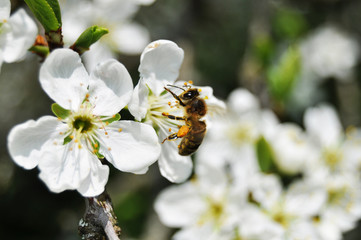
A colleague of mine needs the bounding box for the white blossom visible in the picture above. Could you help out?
[0,0,37,72]
[128,40,225,183]
[7,49,160,197]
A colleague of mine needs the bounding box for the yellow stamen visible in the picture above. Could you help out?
[118,128,123,132]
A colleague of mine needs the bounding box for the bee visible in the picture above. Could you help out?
[161,83,207,156]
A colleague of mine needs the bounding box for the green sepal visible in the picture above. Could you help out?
[51,103,70,119]
[92,139,104,159]
[63,134,73,145]
[71,26,109,55]
[267,45,301,102]
[102,113,121,125]
[255,136,276,173]
[25,0,61,32]
[29,45,50,57]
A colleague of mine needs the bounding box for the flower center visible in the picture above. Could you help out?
[72,116,94,133]
[322,148,343,170]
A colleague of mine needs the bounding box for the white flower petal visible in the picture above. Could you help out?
[98,121,160,173]
[0,0,10,21]
[198,85,227,119]
[38,141,93,193]
[39,49,89,111]
[154,182,206,227]
[77,156,110,197]
[158,140,193,183]
[227,88,260,115]
[82,41,116,72]
[112,22,150,55]
[304,104,343,147]
[7,116,66,170]
[139,40,184,83]
[2,8,37,63]
[89,59,133,116]
[128,78,150,121]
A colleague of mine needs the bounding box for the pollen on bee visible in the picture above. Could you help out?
[118,128,123,132]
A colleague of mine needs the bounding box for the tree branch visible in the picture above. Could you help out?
[78,190,121,240]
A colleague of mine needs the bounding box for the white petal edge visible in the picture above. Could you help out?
[7,116,66,170]
[89,59,133,116]
[128,78,150,121]
[0,0,10,22]
[98,120,160,173]
[2,8,37,63]
[39,49,89,111]
[154,182,206,228]
[77,155,110,197]
[139,39,184,83]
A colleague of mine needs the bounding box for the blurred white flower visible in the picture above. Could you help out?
[249,174,327,240]
[300,25,360,81]
[304,104,358,176]
[155,162,243,239]
[7,49,160,197]
[269,123,311,175]
[0,0,37,72]
[60,0,152,57]
[197,88,278,181]
[128,40,225,183]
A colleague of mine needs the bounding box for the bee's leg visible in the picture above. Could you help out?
[164,87,186,106]
[161,125,190,144]
[162,133,179,143]
[162,112,186,121]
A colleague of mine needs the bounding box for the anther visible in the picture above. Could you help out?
[118,128,123,132]
[188,80,193,84]
[169,128,172,132]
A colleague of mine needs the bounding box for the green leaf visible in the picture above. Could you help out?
[255,136,275,173]
[29,45,50,57]
[45,0,61,25]
[25,0,61,32]
[102,113,121,125]
[267,45,301,102]
[51,103,70,119]
[273,7,308,39]
[71,26,109,55]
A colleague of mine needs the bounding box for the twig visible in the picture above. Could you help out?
[78,190,121,240]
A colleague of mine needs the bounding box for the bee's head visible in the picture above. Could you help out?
[180,88,199,102]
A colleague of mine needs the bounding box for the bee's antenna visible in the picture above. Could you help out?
[166,84,186,91]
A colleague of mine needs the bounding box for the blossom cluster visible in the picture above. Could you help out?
[154,88,361,240]
[6,38,224,197]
